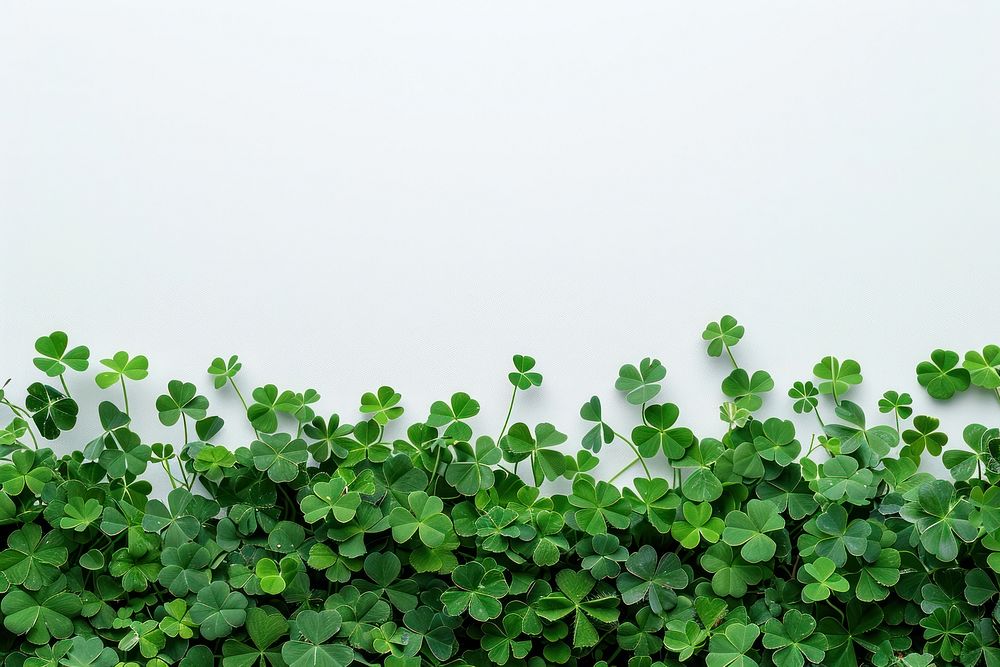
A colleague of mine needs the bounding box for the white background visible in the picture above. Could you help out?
[2,2,999,490]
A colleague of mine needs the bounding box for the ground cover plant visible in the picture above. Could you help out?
[1,321,1000,666]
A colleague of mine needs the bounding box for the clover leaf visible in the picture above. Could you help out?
[813,356,862,404]
[763,609,827,667]
[616,357,665,405]
[703,315,745,362]
[360,386,404,425]
[189,581,248,640]
[24,383,78,439]
[155,380,209,426]
[536,569,619,647]
[508,355,542,390]
[722,499,786,563]
[33,331,90,378]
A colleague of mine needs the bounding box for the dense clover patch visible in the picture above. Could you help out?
[0,322,999,666]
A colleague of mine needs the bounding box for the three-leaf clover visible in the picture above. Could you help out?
[762,609,827,667]
[703,315,745,362]
[189,581,248,640]
[616,358,665,405]
[722,499,786,563]
[813,356,862,404]
[508,355,542,390]
[916,349,971,399]
[156,380,209,427]
[536,569,619,647]
[32,331,90,378]
[360,386,404,425]
[440,560,508,622]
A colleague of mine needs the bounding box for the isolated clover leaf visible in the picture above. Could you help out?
[189,581,248,640]
[156,379,209,428]
[208,354,243,389]
[508,354,542,390]
[902,415,948,457]
[706,621,760,667]
[702,315,744,361]
[360,386,404,425]
[24,383,78,439]
[721,369,773,412]
[631,403,693,459]
[964,345,1000,389]
[915,348,970,401]
[251,432,307,483]
[813,356,862,404]
[798,557,849,602]
[878,390,912,419]
[722,499,786,563]
[501,422,568,486]
[788,381,818,414]
[762,609,827,667]
[579,396,613,452]
[32,331,90,378]
[615,357,665,405]
[94,351,148,387]
[536,569,619,648]
[427,391,479,440]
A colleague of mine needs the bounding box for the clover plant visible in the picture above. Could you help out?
[0,323,998,666]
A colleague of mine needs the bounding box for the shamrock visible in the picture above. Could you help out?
[427,391,479,441]
[481,614,530,664]
[823,400,897,467]
[208,354,243,389]
[919,606,970,663]
[0,523,68,590]
[568,475,632,535]
[916,349,971,400]
[964,345,1000,388]
[159,543,212,596]
[762,610,827,667]
[699,543,763,598]
[706,621,760,667]
[24,383,78,439]
[722,499,786,563]
[536,569,619,647]
[1,578,81,644]
[445,436,502,495]
[901,415,948,457]
[189,581,248,640]
[300,478,361,524]
[616,357,666,405]
[788,380,819,414]
[813,356,862,404]
[251,433,308,483]
[721,369,774,412]
[155,380,209,427]
[798,557,850,602]
[702,315,745,362]
[62,636,118,667]
[752,418,800,466]
[508,354,543,389]
[32,331,90,377]
[671,501,725,548]
[159,599,197,640]
[501,422,568,486]
[222,606,288,667]
[360,386,404,425]
[59,497,102,531]
[0,449,53,496]
[877,390,912,420]
[386,491,453,548]
[440,560,508,621]
[94,352,148,410]
[631,403,693,459]
[899,479,977,561]
[255,556,299,595]
[282,610,354,667]
[616,545,689,613]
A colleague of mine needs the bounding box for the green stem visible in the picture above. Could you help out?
[58,374,71,398]
[608,457,640,484]
[428,447,443,492]
[497,385,518,442]
[230,377,260,438]
[120,378,130,417]
[161,461,180,489]
[182,414,189,445]
[3,400,39,449]
[814,409,825,429]
[724,344,739,369]
[611,429,651,480]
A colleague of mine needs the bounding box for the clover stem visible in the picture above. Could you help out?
[161,461,180,489]
[58,374,72,398]
[2,400,39,449]
[831,383,840,407]
[181,414,189,445]
[608,457,639,484]
[229,378,260,438]
[611,429,651,480]
[428,446,443,492]
[814,409,825,429]
[994,387,1000,405]
[120,378,130,417]
[824,598,845,623]
[894,413,900,434]
[724,344,739,370]
[497,385,518,442]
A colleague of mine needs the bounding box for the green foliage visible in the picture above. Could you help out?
[0,321,999,666]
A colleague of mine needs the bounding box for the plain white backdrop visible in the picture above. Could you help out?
[2,2,999,490]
